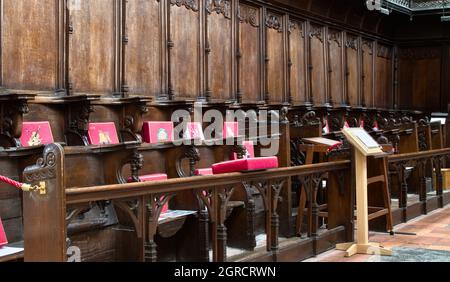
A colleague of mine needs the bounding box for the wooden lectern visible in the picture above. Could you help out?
[336,128,393,257]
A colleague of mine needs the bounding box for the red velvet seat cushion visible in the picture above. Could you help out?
[212,157,279,175]
[0,217,7,247]
[194,168,214,176]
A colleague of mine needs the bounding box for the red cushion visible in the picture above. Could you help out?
[195,168,214,176]
[0,217,7,247]
[212,157,279,174]
[128,173,168,182]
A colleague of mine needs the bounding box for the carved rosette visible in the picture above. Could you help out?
[328,29,342,47]
[289,20,305,37]
[238,4,259,27]
[265,12,282,32]
[362,39,373,55]
[345,35,358,50]
[206,0,231,19]
[171,0,199,11]
[309,24,323,42]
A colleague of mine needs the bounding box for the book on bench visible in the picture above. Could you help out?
[20,121,54,147]
[88,122,120,145]
[302,137,342,147]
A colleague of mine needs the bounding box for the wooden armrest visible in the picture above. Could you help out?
[368,175,385,185]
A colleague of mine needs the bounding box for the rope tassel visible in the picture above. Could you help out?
[0,175,46,194]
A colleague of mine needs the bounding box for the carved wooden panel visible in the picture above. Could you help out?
[125,0,163,97]
[362,39,374,108]
[265,11,285,104]
[345,34,359,106]
[206,0,233,101]
[1,0,61,91]
[309,23,327,106]
[238,3,262,103]
[68,0,117,94]
[398,46,441,111]
[170,0,201,99]
[327,29,344,106]
[288,20,307,105]
[375,43,393,109]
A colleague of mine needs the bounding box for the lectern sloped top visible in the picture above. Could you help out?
[342,128,384,156]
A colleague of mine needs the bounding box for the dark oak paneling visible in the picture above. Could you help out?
[398,46,441,111]
[0,0,399,109]
[170,0,201,100]
[125,0,163,97]
[238,3,262,104]
[206,0,233,101]
[68,0,117,94]
[309,23,327,106]
[375,44,393,109]
[288,19,308,105]
[265,11,285,104]
[327,29,344,106]
[1,0,61,91]
[362,39,374,108]
[345,34,359,106]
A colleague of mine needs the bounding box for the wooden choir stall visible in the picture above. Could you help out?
[0,0,450,262]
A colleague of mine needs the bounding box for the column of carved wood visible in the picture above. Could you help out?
[418,159,428,214]
[121,0,129,95]
[216,186,235,262]
[145,193,176,262]
[269,179,285,262]
[433,156,444,208]
[23,144,66,262]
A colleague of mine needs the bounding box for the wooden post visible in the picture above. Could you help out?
[336,128,393,257]
[355,149,369,246]
[23,144,66,262]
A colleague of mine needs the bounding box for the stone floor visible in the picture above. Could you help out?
[304,205,450,262]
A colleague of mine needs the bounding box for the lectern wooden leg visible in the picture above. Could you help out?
[336,149,393,257]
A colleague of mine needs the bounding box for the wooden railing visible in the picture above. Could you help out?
[22,143,353,262]
[388,148,450,222]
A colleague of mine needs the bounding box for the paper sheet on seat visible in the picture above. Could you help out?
[0,247,24,258]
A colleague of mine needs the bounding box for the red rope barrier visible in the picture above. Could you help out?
[0,175,23,189]
[0,175,41,193]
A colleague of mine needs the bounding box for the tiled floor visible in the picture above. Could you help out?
[304,205,450,262]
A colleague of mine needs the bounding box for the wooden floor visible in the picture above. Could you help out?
[304,205,450,262]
